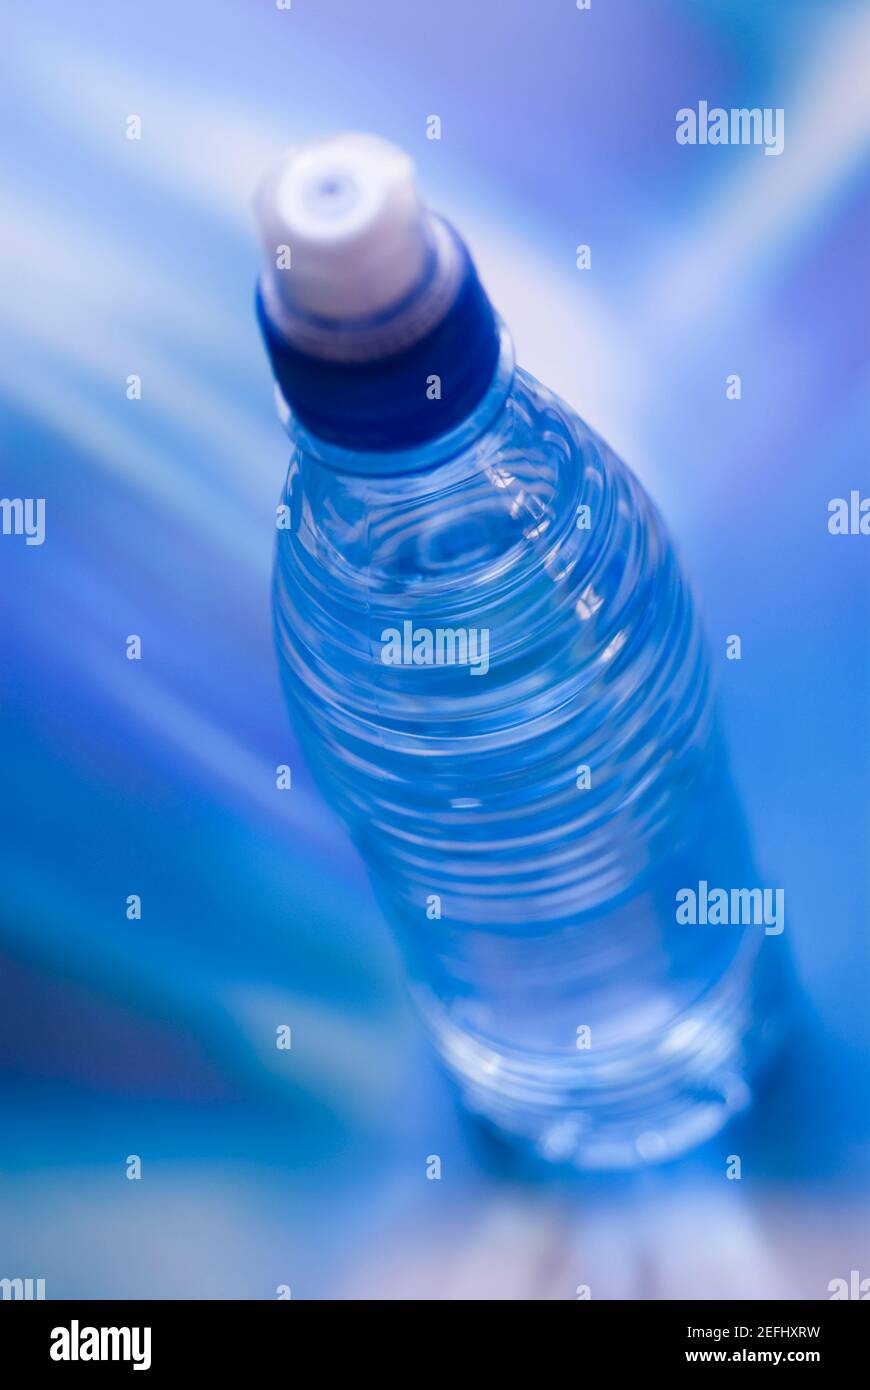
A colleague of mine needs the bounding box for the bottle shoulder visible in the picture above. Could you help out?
[277,366,635,602]
[272,366,702,741]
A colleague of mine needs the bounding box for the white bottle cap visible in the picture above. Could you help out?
[256,133,430,321]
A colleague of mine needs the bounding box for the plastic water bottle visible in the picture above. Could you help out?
[255,134,781,1169]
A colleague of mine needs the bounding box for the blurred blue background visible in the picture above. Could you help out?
[1,0,868,1298]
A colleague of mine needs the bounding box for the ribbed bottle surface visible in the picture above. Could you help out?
[273,367,774,1167]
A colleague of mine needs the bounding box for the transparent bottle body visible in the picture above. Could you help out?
[272,355,779,1168]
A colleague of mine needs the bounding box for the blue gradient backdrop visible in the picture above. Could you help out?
[1,0,868,1298]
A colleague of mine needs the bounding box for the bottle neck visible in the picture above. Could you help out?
[274,322,517,478]
[258,217,507,462]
